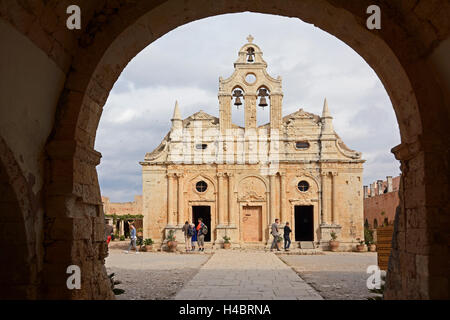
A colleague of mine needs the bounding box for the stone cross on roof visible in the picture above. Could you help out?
[247,34,254,43]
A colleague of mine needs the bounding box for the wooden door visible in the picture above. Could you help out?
[242,206,262,242]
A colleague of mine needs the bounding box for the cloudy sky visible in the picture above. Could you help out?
[95,12,401,202]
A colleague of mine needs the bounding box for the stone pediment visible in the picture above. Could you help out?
[284,109,320,123]
[183,110,219,127]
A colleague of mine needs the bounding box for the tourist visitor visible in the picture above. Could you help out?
[124,222,139,254]
[105,220,114,246]
[270,219,281,251]
[197,218,207,252]
[191,223,197,251]
[182,221,193,252]
[284,222,292,251]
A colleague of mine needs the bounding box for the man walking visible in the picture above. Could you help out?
[182,221,193,252]
[284,222,292,251]
[124,222,139,254]
[270,219,281,251]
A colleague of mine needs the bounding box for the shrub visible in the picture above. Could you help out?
[223,236,231,244]
[364,226,374,245]
[144,238,154,246]
[330,231,337,241]
[167,230,176,242]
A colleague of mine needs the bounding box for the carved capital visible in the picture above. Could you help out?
[225,172,234,177]
[217,172,224,178]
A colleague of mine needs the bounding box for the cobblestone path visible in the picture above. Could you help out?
[175,251,323,300]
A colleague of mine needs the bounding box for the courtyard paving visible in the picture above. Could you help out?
[279,252,379,300]
[174,251,323,300]
[105,249,211,300]
[106,249,378,300]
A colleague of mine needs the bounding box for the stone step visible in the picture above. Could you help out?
[299,241,315,249]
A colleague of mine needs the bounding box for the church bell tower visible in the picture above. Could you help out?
[218,35,283,135]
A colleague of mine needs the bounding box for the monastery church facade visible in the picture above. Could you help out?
[140,36,365,250]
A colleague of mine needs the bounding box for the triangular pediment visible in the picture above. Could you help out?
[284,108,320,122]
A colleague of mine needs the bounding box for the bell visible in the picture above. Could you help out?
[259,97,268,108]
[247,55,254,63]
[234,97,242,106]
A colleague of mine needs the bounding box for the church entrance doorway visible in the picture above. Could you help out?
[192,206,211,242]
[295,206,314,241]
[242,206,263,242]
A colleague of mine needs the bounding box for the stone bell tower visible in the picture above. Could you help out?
[218,35,283,134]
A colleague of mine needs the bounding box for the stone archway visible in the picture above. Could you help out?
[0,137,39,299]
[0,0,448,299]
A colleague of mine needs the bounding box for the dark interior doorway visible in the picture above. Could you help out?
[192,206,211,242]
[295,205,314,241]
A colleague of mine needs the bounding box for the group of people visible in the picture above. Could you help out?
[114,218,293,253]
[182,218,209,252]
[270,218,292,252]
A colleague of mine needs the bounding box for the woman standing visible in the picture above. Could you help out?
[191,223,197,251]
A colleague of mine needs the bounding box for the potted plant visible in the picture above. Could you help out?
[137,228,143,237]
[223,236,231,249]
[329,231,339,252]
[356,238,365,252]
[166,230,177,252]
[368,241,377,252]
[141,238,154,252]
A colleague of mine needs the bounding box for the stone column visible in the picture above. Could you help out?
[377,180,384,195]
[270,93,283,133]
[386,176,393,193]
[269,174,277,224]
[119,220,124,236]
[279,172,286,224]
[167,173,175,226]
[219,93,232,134]
[244,94,257,129]
[332,172,339,225]
[217,172,225,226]
[363,186,369,199]
[226,172,234,226]
[370,182,376,197]
[321,172,329,224]
[176,173,184,226]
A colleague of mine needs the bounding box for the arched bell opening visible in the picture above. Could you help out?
[232,86,246,127]
[256,86,271,127]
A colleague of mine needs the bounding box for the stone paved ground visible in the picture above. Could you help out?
[279,252,379,300]
[105,249,211,300]
[175,251,323,300]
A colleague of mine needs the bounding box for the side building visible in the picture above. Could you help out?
[102,195,143,238]
[363,176,400,229]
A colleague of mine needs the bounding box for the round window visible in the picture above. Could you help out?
[297,181,310,192]
[196,181,208,193]
[245,73,256,84]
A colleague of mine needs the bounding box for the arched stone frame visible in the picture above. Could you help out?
[288,173,321,243]
[236,174,269,243]
[0,136,39,299]
[185,173,217,242]
[0,0,440,299]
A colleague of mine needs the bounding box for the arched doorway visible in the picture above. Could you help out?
[0,0,448,299]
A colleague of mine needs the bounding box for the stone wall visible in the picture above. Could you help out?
[364,176,401,228]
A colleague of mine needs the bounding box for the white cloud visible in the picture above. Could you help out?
[96,12,401,202]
